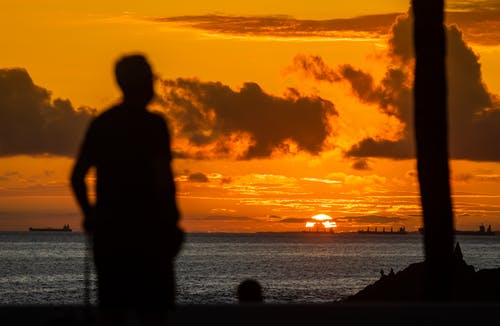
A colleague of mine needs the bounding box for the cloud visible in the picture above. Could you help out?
[267,215,282,221]
[188,172,210,183]
[448,0,500,11]
[338,215,404,224]
[454,173,500,183]
[290,13,500,162]
[152,13,400,40]
[150,10,500,45]
[0,69,96,157]
[0,171,20,181]
[351,159,371,171]
[220,176,233,184]
[158,78,337,159]
[0,181,71,197]
[1,68,336,161]
[287,55,340,83]
[388,14,500,162]
[278,217,310,223]
[447,2,500,45]
[347,138,414,159]
[289,54,413,122]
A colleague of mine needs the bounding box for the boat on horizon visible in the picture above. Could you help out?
[358,226,408,235]
[28,224,72,232]
[418,224,495,236]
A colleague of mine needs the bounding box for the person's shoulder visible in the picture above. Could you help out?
[147,110,169,126]
[84,106,120,136]
[91,105,120,124]
[97,105,121,119]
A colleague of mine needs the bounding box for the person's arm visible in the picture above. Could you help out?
[155,116,184,255]
[71,122,96,233]
[155,117,180,223]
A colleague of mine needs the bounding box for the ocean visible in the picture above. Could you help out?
[1,232,500,305]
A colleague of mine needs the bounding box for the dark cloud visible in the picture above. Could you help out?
[387,7,500,48]
[351,159,371,171]
[290,52,414,159]
[388,14,413,62]
[0,182,69,197]
[291,13,500,162]
[0,171,20,181]
[289,55,413,123]
[454,173,475,183]
[150,10,500,46]
[347,138,414,159]
[288,55,340,83]
[339,65,382,103]
[350,15,500,161]
[152,13,400,39]
[446,27,500,161]
[454,173,500,183]
[338,215,404,224]
[0,69,96,157]
[279,217,310,224]
[448,0,500,11]
[188,172,210,183]
[220,176,232,184]
[159,78,337,159]
[446,3,500,45]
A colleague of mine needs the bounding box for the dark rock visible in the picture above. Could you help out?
[347,242,500,302]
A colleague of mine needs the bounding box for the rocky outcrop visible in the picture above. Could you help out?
[347,243,500,301]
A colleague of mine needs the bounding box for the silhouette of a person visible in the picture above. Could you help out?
[71,54,183,325]
[237,279,264,303]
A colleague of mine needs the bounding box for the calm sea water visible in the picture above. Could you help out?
[1,232,500,305]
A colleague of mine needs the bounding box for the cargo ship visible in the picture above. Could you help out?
[358,226,408,235]
[28,224,72,232]
[418,224,495,236]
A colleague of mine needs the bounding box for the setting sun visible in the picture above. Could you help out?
[305,214,337,231]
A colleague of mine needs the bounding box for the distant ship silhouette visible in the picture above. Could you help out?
[28,224,72,232]
[358,226,408,235]
[418,224,495,236]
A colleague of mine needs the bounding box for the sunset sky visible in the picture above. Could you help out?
[1,1,500,232]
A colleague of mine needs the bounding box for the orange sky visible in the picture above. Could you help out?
[1,1,500,232]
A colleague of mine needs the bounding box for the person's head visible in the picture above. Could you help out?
[237,279,263,303]
[115,54,154,106]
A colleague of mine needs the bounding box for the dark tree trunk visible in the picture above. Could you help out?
[412,0,455,300]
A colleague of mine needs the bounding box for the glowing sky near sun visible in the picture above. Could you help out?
[1,1,500,232]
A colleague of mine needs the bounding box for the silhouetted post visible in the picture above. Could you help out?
[412,0,455,300]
